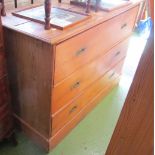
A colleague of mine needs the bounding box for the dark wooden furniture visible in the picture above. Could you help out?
[2,0,141,151]
[0,3,14,143]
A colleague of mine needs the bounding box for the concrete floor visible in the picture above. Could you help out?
[0,34,146,155]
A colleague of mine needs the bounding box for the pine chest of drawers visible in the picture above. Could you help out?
[3,1,141,151]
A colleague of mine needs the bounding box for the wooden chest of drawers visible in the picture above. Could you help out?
[3,2,140,151]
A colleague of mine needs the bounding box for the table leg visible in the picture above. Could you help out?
[44,0,52,30]
[86,0,91,13]
[1,0,6,16]
[14,0,17,8]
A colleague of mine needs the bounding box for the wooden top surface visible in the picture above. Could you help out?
[2,0,142,44]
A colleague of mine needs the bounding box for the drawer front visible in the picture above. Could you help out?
[52,60,124,135]
[51,77,119,148]
[0,51,7,79]
[54,6,139,84]
[52,38,129,114]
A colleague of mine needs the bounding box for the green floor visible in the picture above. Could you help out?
[0,34,146,155]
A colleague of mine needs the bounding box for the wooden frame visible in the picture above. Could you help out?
[12,5,91,30]
[12,0,91,30]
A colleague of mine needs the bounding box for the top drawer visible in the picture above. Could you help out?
[54,6,139,85]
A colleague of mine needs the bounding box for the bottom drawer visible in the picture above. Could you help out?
[50,74,120,149]
[52,59,124,135]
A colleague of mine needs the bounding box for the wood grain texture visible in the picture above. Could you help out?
[2,1,141,44]
[0,9,13,141]
[50,77,120,149]
[148,0,154,22]
[2,1,141,150]
[54,6,138,84]
[105,30,154,155]
[14,113,50,151]
[52,38,129,114]
[0,76,13,140]
[0,49,7,78]
[4,28,53,138]
[44,0,52,30]
[52,59,124,135]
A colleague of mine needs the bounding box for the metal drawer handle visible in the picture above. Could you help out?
[114,51,121,57]
[109,72,115,79]
[121,23,127,29]
[69,105,78,114]
[75,48,86,56]
[71,81,80,90]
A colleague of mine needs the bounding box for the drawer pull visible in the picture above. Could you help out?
[69,105,78,114]
[109,72,115,79]
[114,51,121,57]
[71,81,80,90]
[121,23,127,29]
[75,48,86,56]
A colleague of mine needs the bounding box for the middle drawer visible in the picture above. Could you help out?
[52,38,129,114]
